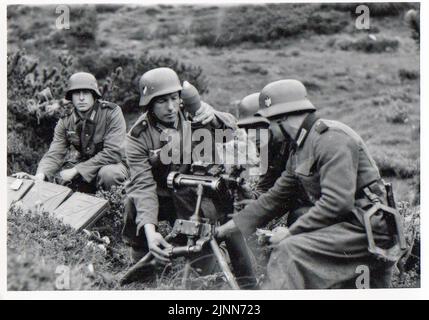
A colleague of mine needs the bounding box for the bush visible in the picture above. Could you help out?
[405,9,420,47]
[191,4,349,47]
[392,203,420,288]
[336,35,399,53]
[398,68,419,82]
[242,64,268,75]
[307,10,349,35]
[7,207,129,290]
[95,4,123,14]
[385,103,409,124]
[321,3,417,17]
[7,50,74,175]
[69,6,98,43]
[371,149,419,179]
[77,51,209,112]
[48,5,98,51]
[94,186,126,243]
[145,7,162,16]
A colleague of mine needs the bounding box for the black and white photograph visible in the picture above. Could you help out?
[2,1,423,296]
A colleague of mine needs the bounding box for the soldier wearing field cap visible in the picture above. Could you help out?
[122,67,256,288]
[15,72,129,192]
[217,79,401,289]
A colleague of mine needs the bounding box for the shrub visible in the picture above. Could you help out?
[398,68,419,82]
[49,5,98,51]
[321,3,417,17]
[95,4,123,14]
[307,10,349,35]
[336,35,399,53]
[94,185,126,243]
[302,79,323,92]
[7,50,74,175]
[385,103,409,124]
[242,64,268,75]
[405,9,420,47]
[145,7,162,16]
[77,51,209,112]
[191,4,349,47]
[7,207,129,290]
[68,6,98,43]
[371,149,419,179]
[392,203,420,288]
[154,21,184,39]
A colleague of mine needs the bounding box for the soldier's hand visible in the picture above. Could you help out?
[193,101,216,125]
[238,182,255,200]
[256,229,273,246]
[145,224,172,262]
[59,167,78,182]
[215,219,238,241]
[13,172,33,180]
[269,226,291,245]
[146,231,172,263]
[13,172,45,181]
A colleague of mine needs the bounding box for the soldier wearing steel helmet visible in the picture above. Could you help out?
[217,79,399,289]
[236,92,292,201]
[15,72,129,192]
[122,67,256,287]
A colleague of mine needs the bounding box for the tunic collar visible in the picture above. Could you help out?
[73,101,99,124]
[295,112,319,148]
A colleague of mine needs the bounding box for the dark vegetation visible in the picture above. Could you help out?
[7,3,420,290]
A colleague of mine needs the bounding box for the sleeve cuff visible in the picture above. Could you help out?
[136,218,159,237]
[232,211,258,237]
[74,164,93,183]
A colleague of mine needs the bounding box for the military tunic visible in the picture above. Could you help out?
[251,136,310,226]
[233,113,394,289]
[122,108,257,287]
[37,100,129,189]
[123,107,238,236]
[252,139,289,198]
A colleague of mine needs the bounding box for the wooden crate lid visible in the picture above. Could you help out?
[21,180,73,214]
[53,192,109,231]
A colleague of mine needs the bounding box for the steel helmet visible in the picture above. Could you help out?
[236,93,270,128]
[256,79,315,119]
[138,67,183,109]
[65,72,102,101]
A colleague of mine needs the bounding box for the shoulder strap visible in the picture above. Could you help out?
[99,100,118,109]
[130,117,148,138]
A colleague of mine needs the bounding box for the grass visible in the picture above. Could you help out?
[7,195,420,290]
[7,3,420,289]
